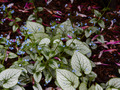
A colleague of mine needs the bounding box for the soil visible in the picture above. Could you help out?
[0,0,120,89]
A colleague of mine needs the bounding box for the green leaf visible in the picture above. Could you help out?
[0,69,22,88]
[87,71,97,81]
[12,25,18,32]
[11,85,24,90]
[118,69,120,74]
[33,83,42,90]
[85,29,92,38]
[37,7,43,12]
[27,14,35,21]
[95,83,103,90]
[26,64,34,74]
[0,64,5,72]
[9,21,14,26]
[61,57,68,64]
[43,70,52,84]
[15,17,21,22]
[36,18,42,23]
[49,60,58,69]
[106,88,118,90]
[31,32,49,43]
[66,39,91,55]
[97,35,104,43]
[56,69,79,90]
[33,72,42,83]
[39,38,50,46]
[64,48,73,56]
[36,63,45,72]
[88,83,103,90]
[79,82,87,90]
[71,51,92,76]
[89,18,97,24]
[98,20,105,28]
[8,52,17,59]
[94,10,102,17]
[56,19,73,34]
[26,21,45,33]
[89,84,95,90]
[106,78,120,89]
[41,47,50,60]
[102,7,110,11]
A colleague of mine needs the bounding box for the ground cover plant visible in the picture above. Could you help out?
[0,0,120,90]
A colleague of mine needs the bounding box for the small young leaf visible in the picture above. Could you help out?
[106,78,120,89]
[26,64,34,74]
[56,19,73,34]
[97,35,104,43]
[56,69,79,90]
[0,64,5,72]
[71,51,92,76]
[27,14,35,21]
[89,84,95,90]
[85,29,92,38]
[87,71,97,81]
[8,52,17,59]
[89,18,97,24]
[15,17,21,22]
[95,83,103,90]
[36,63,45,72]
[33,72,42,83]
[12,25,18,32]
[39,38,50,46]
[49,60,58,69]
[79,82,87,90]
[33,83,42,90]
[37,7,43,12]
[9,21,14,26]
[98,20,105,28]
[43,70,52,84]
[94,10,102,17]
[36,18,42,23]
[0,69,22,88]
[61,57,68,64]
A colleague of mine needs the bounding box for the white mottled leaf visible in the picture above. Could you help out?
[66,39,91,55]
[0,69,22,88]
[71,51,92,76]
[107,78,120,89]
[56,69,79,90]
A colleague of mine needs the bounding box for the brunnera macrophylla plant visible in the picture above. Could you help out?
[0,11,120,90]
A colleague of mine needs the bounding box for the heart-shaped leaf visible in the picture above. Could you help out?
[56,69,79,90]
[71,51,92,76]
[66,39,91,55]
[0,69,22,88]
[98,20,105,29]
[26,21,44,33]
[106,78,120,89]
[33,72,42,83]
